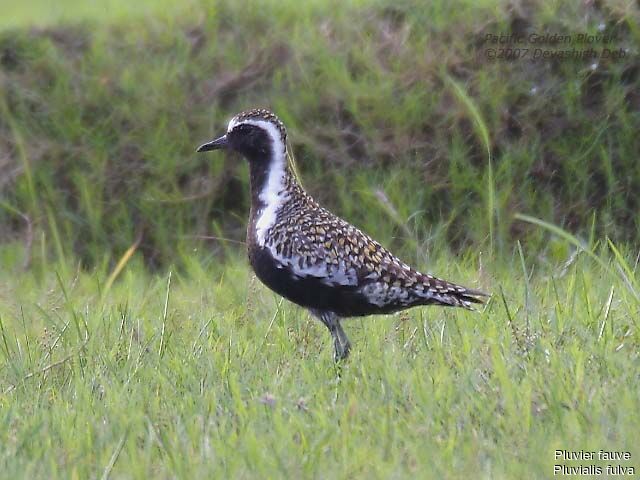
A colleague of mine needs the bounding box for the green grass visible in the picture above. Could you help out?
[0,243,639,478]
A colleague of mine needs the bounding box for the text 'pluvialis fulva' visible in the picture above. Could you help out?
[197,109,488,362]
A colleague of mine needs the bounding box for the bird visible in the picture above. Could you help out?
[197,108,488,362]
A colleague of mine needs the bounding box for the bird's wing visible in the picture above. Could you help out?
[263,221,358,287]
[264,205,423,289]
[265,206,487,308]
[263,206,385,287]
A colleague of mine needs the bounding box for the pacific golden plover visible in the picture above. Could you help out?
[197,108,487,361]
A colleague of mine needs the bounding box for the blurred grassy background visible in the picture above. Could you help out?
[1,0,638,273]
[0,0,202,29]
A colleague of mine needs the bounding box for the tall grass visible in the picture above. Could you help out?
[0,241,639,478]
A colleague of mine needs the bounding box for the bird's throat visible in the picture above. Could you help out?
[248,151,294,247]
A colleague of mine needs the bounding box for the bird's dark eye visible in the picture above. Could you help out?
[234,124,254,134]
[230,124,260,141]
[228,124,271,159]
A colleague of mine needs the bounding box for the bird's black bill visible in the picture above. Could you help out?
[196,135,228,152]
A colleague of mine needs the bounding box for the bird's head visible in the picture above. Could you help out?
[197,109,287,163]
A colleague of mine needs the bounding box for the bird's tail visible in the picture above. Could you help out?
[417,274,489,309]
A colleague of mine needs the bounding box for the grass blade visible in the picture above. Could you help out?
[101,428,129,480]
[103,235,142,298]
[159,271,172,358]
[446,74,495,255]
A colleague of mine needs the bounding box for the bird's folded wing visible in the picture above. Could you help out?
[264,212,391,287]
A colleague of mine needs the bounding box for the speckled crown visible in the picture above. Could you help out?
[233,108,287,142]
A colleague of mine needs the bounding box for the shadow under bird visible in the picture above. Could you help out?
[197,109,488,361]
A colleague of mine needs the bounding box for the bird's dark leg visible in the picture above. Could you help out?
[310,310,351,362]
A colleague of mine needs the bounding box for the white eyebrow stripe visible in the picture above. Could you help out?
[228,118,288,247]
[227,118,285,152]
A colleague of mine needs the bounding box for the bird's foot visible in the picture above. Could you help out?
[310,309,352,363]
[333,334,351,363]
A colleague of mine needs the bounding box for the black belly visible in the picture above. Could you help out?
[249,246,385,317]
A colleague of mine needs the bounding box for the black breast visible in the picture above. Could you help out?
[248,246,382,317]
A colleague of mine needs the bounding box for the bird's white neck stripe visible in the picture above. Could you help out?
[229,118,289,246]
